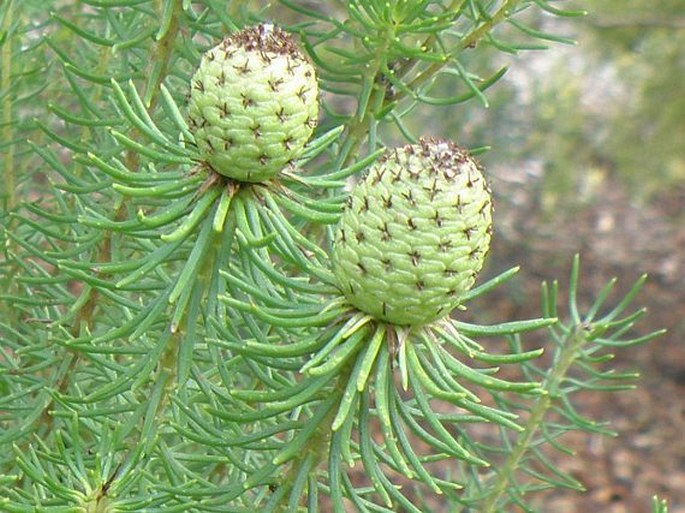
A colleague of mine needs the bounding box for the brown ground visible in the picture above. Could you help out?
[481,169,685,513]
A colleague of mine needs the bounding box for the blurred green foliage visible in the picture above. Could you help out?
[426,0,685,208]
[587,0,685,198]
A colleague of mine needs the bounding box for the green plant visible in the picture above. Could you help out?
[0,1,667,512]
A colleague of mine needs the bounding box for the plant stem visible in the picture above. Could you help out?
[338,67,385,167]
[401,0,523,100]
[31,0,185,441]
[389,0,466,83]
[1,0,15,210]
[71,0,183,334]
[147,0,183,110]
[274,360,357,512]
[339,0,523,164]
[479,325,589,513]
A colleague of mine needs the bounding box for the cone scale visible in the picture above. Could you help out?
[332,139,493,326]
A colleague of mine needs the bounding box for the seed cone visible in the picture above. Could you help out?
[332,139,493,326]
[188,24,319,182]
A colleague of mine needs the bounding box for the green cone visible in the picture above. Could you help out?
[332,139,493,326]
[188,24,319,182]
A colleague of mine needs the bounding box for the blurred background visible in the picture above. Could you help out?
[456,1,685,511]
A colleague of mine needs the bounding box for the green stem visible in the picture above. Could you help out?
[31,0,186,441]
[479,326,589,513]
[1,0,15,210]
[274,360,357,512]
[390,0,466,83]
[93,215,224,502]
[399,0,523,101]
[339,0,522,165]
[72,0,183,333]
[146,0,183,110]
[338,45,390,167]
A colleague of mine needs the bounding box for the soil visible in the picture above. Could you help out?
[478,168,685,513]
